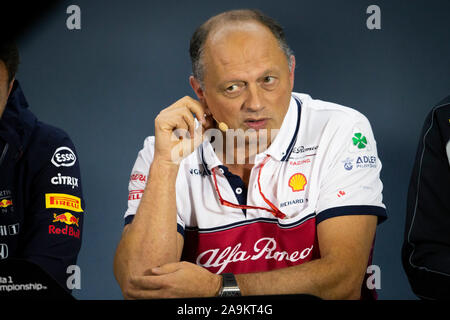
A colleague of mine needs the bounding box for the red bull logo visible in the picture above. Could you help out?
[0,198,13,208]
[49,212,80,238]
[52,212,79,227]
[48,225,80,239]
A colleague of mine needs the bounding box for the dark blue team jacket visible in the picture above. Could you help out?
[0,81,84,292]
[402,95,450,299]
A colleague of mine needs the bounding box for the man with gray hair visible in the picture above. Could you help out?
[114,9,387,300]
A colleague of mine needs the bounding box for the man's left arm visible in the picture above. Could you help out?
[235,215,377,299]
[236,113,383,299]
[19,133,84,292]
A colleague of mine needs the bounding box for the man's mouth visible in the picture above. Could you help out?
[244,118,269,130]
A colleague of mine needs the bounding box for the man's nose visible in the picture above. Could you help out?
[243,84,265,112]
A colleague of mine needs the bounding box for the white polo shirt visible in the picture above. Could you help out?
[124,92,386,290]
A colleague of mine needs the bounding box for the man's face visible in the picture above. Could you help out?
[0,61,12,118]
[195,21,295,139]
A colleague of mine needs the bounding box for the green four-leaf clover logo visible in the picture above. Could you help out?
[352,133,367,149]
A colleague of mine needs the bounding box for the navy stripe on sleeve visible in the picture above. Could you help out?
[124,214,185,237]
[316,205,387,225]
[124,215,134,226]
[177,223,185,237]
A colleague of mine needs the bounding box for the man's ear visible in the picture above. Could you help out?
[189,76,206,101]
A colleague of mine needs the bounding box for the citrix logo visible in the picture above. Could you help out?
[51,173,79,189]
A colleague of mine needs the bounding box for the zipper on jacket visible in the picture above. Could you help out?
[0,143,8,167]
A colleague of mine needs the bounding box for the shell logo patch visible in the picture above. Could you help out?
[288,173,307,192]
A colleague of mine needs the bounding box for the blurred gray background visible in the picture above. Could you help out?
[14,0,450,299]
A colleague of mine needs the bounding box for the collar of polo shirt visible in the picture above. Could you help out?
[200,94,303,173]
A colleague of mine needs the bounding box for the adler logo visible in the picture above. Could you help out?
[51,146,77,167]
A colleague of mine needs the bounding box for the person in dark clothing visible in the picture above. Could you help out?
[0,40,85,293]
[402,95,450,299]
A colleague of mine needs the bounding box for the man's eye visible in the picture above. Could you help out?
[264,76,275,84]
[226,84,239,92]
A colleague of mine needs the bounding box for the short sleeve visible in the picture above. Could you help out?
[124,136,155,222]
[315,113,387,224]
[123,136,185,236]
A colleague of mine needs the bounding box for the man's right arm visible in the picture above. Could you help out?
[113,157,184,297]
[113,96,210,299]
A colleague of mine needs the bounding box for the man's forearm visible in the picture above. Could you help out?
[235,256,364,300]
[114,158,180,281]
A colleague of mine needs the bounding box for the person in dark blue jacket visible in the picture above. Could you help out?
[0,40,84,293]
[402,95,450,299]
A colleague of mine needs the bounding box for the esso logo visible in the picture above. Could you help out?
[51,146,77,167]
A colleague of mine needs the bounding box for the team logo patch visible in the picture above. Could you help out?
[0,192,13,214]
[0,198,13,208]
[352,133,367,149]
[45,193,83,212]
[288,173,307,192]
[49,212,80,238]
[52,212,79,227]
[51,146,77,167]
[349,129,372,153]
[342,157,353,171]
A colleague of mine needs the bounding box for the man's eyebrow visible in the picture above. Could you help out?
[258,69,279,78]
[219,79,246,86]
[218,69,280,87]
